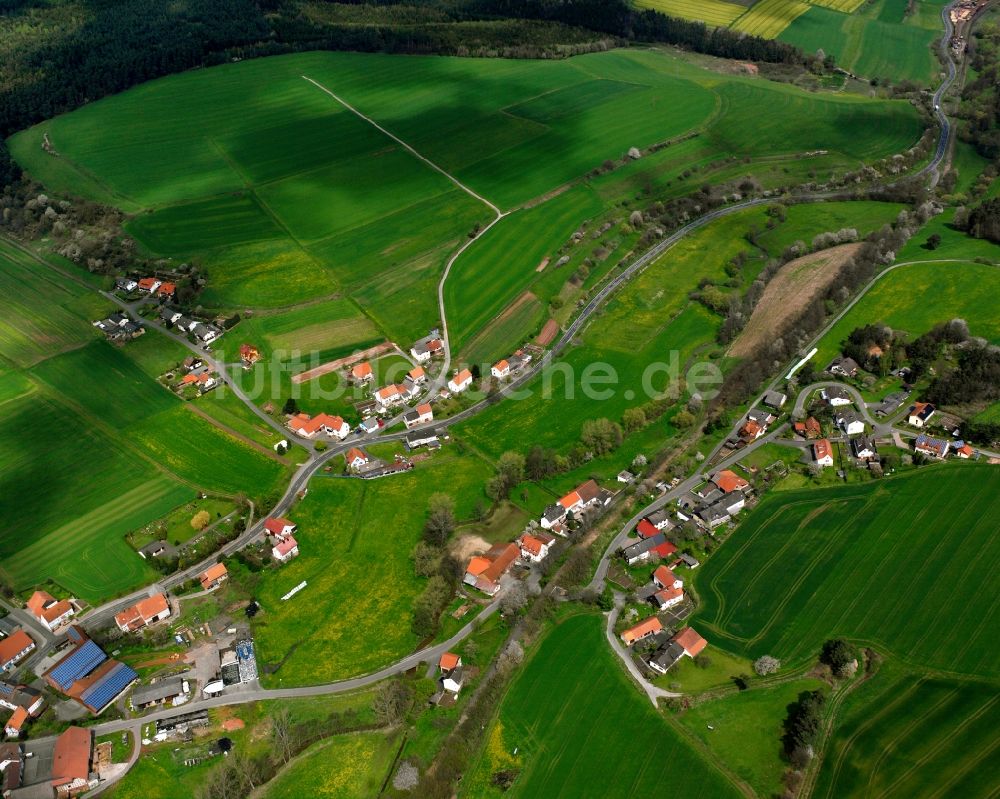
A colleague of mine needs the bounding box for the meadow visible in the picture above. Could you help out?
[252,449,493,685]
[813,663,1000,798]
[461,612,743,798]
[679,677,827,798]
[813,259,1000,367]
[261,732,398,798]
[695,464,1000,677]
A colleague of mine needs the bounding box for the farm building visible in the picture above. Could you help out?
[114,593,170,633]
[620,616,662,646]
[402,403,434,429]
[287,412,350,439]
[0,630,35,672]
[44,628,137,715]
[131,676,189,710]
[813,439,834,467]
[199,563,228,591]
[907,402,936,428]
[448,369,473,393]
[463,543,519,596]
[0,741,23,793]
[51,726,93,797]
[26,591,75,632]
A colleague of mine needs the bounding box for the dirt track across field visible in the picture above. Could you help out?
[291,341,396,384]
[536,318,559,346]
[728,243,862,358]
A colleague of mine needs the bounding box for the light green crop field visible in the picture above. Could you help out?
[814,663,1000,799]
[780,0,945,84]
[634,0,746,26]
[813,259,1000,367]
[679,677,827,798]
[253,449,492,685]
[695,465,1000,677]
[732,0,812,38]
[261,732,398,799]
[461,612,743,799]
[0,239,99,367]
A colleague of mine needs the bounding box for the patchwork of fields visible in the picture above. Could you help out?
[461,613,743,798]
[695,465,1000,677]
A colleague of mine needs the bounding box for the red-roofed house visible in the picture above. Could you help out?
[712,469,749,493]
[264,517,296,537]
[156,282,176,298]
[491,360,510,379]
[439,652,461,672]
[288,413,350,440]
[403,403,433,429]
[114,594,170,633]
[408,366,426,383]
[4,705,27,738]
[652,585,684,611]
[51,726,92,797]
[351,362,373,382]
[517,532,555,563]
[813,439,834,467]
[137,277,161,294]
[804,417,822,439]
[199,563,228,591]
[620,616,662,646]
[239,344,261,366]
[672,627,708,658]
[26,591,75,632]
[271,533,299,563]
[652,566,682,591]
[907,401,936,428]
[0,630,35,672]
[346,448,370,471]
[652,540,678,560]
[448,369,473,393]
[954,443,974,459]
[374,384,405,408]
[636,519,659,539]
[739,419,763,442]
[463,543,519,596]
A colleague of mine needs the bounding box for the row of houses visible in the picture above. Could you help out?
[1,678,45,740]
[619,616,708,674]
[489,349,532,381]
[684,469,750,531]
[540,479,614,532]
[373,365,428,409]
[159,308,221,344]
[117,276,176,299]
[344,447,413,479]
[92,312,143,341]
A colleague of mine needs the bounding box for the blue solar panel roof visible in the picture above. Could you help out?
[81,662,137,711]
[48,640,107,691]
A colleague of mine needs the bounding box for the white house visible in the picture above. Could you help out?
[518,532,555,563]
[491,360,510,379]
[264,517,297,537]
[403,403,434,429]
[821,386,852,407]
[138,277,161,293]
[410,332,444,363]
[271,533,299,563]
[0,630,35,672]
[116,277,138,292]
[813,439,834,467]
[373,384,405,408]
[26,591,74,633]
[834,410,866,436]
[448,369,473,393]
[288,413,349,439]
[346,447,370,471]
[907,402,936,428]
[191,323,221,344]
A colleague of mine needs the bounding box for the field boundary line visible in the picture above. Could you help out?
[301,75,503,216]
[183,403,291,466]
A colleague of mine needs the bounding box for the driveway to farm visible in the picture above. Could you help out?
[606,592,680,706]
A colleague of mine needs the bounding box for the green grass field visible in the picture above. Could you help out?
[679,677,827,797]
[695,464,1000,677]
[261,732,398,798]
[780,0,945,85]
[461,612,744,798]
[253,449,493,685]
[814,663,1000,798]
[813,259,1000,367]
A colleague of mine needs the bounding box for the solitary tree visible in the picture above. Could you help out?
[754,655,781,676]
[423,493,456,548]
[190,510,210,531]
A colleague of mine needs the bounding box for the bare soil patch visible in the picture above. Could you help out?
[450,533,490,561]
[729,243,862,358]
[536,318,559,346]
[291,341,395,384]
